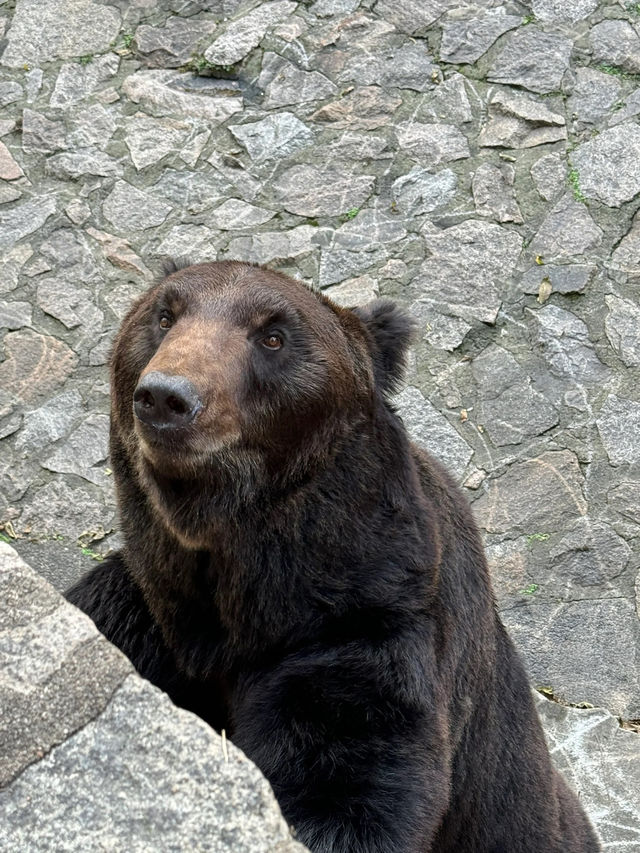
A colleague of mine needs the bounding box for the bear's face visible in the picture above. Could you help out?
[110,261,412,542]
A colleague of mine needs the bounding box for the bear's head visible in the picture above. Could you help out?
[110,261,413,542]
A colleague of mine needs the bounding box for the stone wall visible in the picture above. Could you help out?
[0,0,639,846]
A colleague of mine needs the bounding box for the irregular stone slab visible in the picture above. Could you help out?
[608,479,640,526]
[0,544,132,787]
[604,295,640,367]
[22,109,66,154]
[597,394,640,466]
[151,168,231,215]
[224,225,318,265]
[488,519,631,610]
[488,29,573,94]
[474,450,586,536]
[530,0,597,22]
[24,68,44,101]
[472,345,558,447]
[336,39,438,91]
[204,0,297,65]
[65,200,90,225]
[440,7,521,64]
[179,129,210,168]
[49,55,119,109]
[318,247,387,287]
[259,53,337,108]
[14,391,84,455]
[273,164,375,217]
[608,86,640,128]
[36,279,103,332]
[9,540,100,595]
[1,0,120,68]
[373,0,452,35]
[0,141,23,180]
[17,480,109,541]
[503,598,640,718]
[155,224,216,261]
[535,694,640,850]
[229,112,314,163]
[521,264,594,297]
[416,73,472,124]
[608,210,640,273]
[324,274,379,306]
[392,168,457,215]
[415,220,522,325]
[395,386,472,479]
[530,152,566,201]
[0,197,56,252]
[0,673,306,852]
[311,86,401,129]
[567,67,621,130]
[0,330,77,404]
[45,148,123,180]
[0,244,32,295]
[85,228,151,278]
[103,283,148,322]
[103,181,172,232]
[0,81,23,108]
[311,0,359,15]
[325,132,389,162]
[42,414,109,486]
[571,124,640,207]
[395,121,469,164]
[528,304,607,384]
[548,517,632,592]
[66,103,117,149]
[529,194,602,262]
[472,163,522,223]
[40,229,98,276]
[410,303,472,351]
[206,152,261,201]
[590,19,640,75]
[331,208,406,252]
[135,17,217,68]
[0,300,32,330]
[479,90,566,149]
[209,199,275,230]
[0,454,33,504]
[0,183,22,203]
[122,70,243,123]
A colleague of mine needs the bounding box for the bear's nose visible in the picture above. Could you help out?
[133,371,202,430]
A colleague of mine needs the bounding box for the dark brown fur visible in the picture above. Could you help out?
[67,261,599,852]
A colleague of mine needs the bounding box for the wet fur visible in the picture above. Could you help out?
[67,262,599,852]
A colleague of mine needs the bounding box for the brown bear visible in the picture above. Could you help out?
[67,260,600,852]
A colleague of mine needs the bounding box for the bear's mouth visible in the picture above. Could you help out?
[134,419,243,473]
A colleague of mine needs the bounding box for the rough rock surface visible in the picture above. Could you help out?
[0,544,308,852]
[0,1,639,845]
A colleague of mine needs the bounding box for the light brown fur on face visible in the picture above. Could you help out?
[136,315,246,464]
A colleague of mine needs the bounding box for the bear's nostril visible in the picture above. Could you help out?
[135,389,155,409]
[166,395,187,415]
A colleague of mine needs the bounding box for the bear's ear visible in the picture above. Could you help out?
[352,299,415,395]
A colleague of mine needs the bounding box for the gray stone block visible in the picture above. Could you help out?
[0,544,132,787]
[0,544,306,850]
[535,694,640,850]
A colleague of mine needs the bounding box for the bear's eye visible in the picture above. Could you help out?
[159,312,173,330]
[261,333,283,351]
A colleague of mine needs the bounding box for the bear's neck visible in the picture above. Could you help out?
[114,404,440,670]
